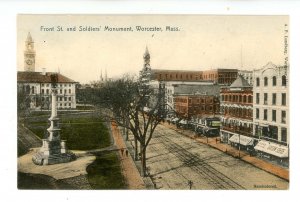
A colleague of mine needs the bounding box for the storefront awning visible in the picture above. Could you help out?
[179,119,188,125]
[254,140,289,158]
[229,134,254,146]
[171,118,179,122]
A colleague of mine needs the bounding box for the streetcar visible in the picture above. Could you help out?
[195,117,221,137]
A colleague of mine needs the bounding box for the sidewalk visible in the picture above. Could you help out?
[161,122,289,181]
[110,122,145,189]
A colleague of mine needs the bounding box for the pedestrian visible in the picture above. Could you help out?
[188,180,193,190]
[125,150,128,157]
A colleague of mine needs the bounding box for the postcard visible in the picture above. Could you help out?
[17,14,289,190]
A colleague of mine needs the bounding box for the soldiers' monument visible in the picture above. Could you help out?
[32,74,76,165]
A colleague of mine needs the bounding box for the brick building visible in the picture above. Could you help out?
[174,93,220,120]
[150,68,238,85]
[220,75,253,144]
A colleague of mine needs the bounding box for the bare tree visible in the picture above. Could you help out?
[95,75,165,177]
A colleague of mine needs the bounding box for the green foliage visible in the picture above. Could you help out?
[86,152,127,189]
[26,112,111,150]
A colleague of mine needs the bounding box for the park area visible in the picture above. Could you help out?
[18,111,127,189]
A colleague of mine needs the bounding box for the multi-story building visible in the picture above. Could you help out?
[168,83,220,115]
[17,71,77,109]
[150,68,238,85]
[253,62,289,145]
[238,70,253,86]
[173,93,220,120]
[17,32,78,110]
[219,75,254,147]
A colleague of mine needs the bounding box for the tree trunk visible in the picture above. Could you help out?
[134,136,139,161]
[125,127,129,141]
[140,144,147,177]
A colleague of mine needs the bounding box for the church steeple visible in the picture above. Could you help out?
[24,32,36,72]
[143,46,151,71]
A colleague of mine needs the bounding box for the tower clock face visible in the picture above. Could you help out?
[26,59,33,65]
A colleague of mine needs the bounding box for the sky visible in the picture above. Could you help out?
[17,15,288,84]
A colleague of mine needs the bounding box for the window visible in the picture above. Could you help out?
[41,89,44,94]
[281,111,286,123]
[272,93,276,105]
[272,110,276,122]
[60,97,63,101]
[69,84,71,87]
[64,89,67,94]
[272,76,277,86]
[256,108,259,119]
[69,89,71,94]
[46,89,49,94]
[282,93,286,106]
[248,95,252,103]
[264,109,268,120]
[69,97,71,101]
[64,97,67,101]
[31,86,34,94]
[264,93,268,105]
[60,89,62,94]
[41,84,44,87]
[282,75,287,86]
[69,103,71,106]
[264,77,268,86]
[281,128,287,142]
[256,93,260,104]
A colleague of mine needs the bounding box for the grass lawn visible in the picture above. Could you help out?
[25,112,111,150]
[86,152,127,189]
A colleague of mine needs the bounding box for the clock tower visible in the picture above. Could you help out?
[24,32,36,72]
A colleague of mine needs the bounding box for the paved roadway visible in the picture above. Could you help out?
[146,124,288,190]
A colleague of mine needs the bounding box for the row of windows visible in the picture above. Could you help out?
[255,109,287,123]
[222,107,253,118]
[59,103,72,107]
[256,93,286,106]
[221,94,252,103]
[41,83,72,87]
[41,97,72,102]
[41,89,72,94]
[256,75,287,87]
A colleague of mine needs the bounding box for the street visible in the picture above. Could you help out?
[145,123,288,190]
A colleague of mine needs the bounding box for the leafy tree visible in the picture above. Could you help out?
[95,75,165,177]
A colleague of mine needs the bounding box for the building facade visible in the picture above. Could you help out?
[17,32,77,110]
[238,70,253,86]
[150,68,238,85]
[220,75,253,144]
[253,62,289,145]
[17,71,77,109]
[174,94,220,120]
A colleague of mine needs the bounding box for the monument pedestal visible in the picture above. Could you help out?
[32,74,76,166]
[32,139,75,165]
